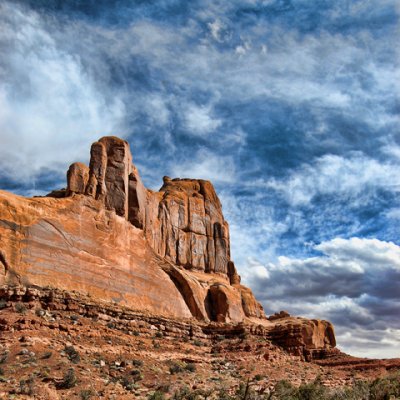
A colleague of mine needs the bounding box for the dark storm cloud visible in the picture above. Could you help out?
[1,0,399,357]
[245,237,400,357]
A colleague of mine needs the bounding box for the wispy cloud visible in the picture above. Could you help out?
[0,3,128,187]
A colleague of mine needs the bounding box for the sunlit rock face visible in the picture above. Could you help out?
[67,136,232,276]
[0,135,337,357]
[1,136,265,324]
[144,177,231,274]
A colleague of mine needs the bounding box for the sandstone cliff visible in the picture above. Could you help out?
[0,136,336,358]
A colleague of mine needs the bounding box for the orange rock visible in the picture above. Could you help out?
[0,191,191,319]
[267,317,336,360]
[66,162,89,195]
[237,285,265,319]
[207,283,245,322]
[0,133,339,363]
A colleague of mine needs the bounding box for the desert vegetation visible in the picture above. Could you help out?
[145,375,400,400]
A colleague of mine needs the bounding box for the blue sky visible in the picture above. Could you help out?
[0,0,399,358]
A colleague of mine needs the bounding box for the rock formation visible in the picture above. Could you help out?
[0,136,336,359]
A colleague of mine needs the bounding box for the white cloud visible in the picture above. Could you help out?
[184,103,222,135]
[265,153,400,206]
[170,148,236,184]
[0,3,127,184]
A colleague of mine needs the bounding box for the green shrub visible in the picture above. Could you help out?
[64,345,80,364]
[19,376,35,396]
[132,359,143,367]
[148,391,166,400]
[185,363,196,373]
[369,373,400,400]
[130,369,143,382]
[57,368,77,389]
[169,361,185,374]
[15,302,27,314]
[80,389,94,400]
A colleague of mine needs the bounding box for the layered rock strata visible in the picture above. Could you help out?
[0,135,336,357]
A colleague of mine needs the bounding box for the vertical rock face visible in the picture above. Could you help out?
[144,177,231,274]
[85,137,132,219]
[86,140,107,199]
[64,136,233,278]
[62,136,265,321]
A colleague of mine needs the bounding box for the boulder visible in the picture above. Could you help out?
[267,317,336,360]
[66,162,89,195]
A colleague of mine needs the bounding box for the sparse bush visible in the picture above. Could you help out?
[267,376,400,400]
[185,363,196,373]
[19,376,35,395]
[0,352,8,365]
[121,374,140,391]
[148,391,166,400]
[369,373,400,400]
[64,345,80,364]
[272,380,299,399]
[169,361,185,374]
[254,374,263,381]
[80,389,94,399]
[193,339,203,347]
[156,384,170,393]
[297,379,328,400]
[155,331,163,338]
[0,299,7,310]
[130,369,143,382]
[172,386,191,400]
[132,359,143,367]
[57,368,77,389]
[15,302,27,314]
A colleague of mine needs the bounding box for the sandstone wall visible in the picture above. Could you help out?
[0,135,338,356]
[0,191,192,319]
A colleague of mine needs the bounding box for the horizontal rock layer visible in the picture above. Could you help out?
[0,285,338,361]
[0,190,262,323]
[0,135,337,358]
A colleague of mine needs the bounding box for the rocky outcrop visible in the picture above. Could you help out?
[64,137,233,276]
[0,191,192,319]
[0,135,337,358]
[66,162,89,196]
[145,177,231,274]
[266,317,337,361]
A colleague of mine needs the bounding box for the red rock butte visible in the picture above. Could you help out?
[0,136,336,360]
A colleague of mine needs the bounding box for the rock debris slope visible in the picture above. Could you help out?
[0,136,336,359]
